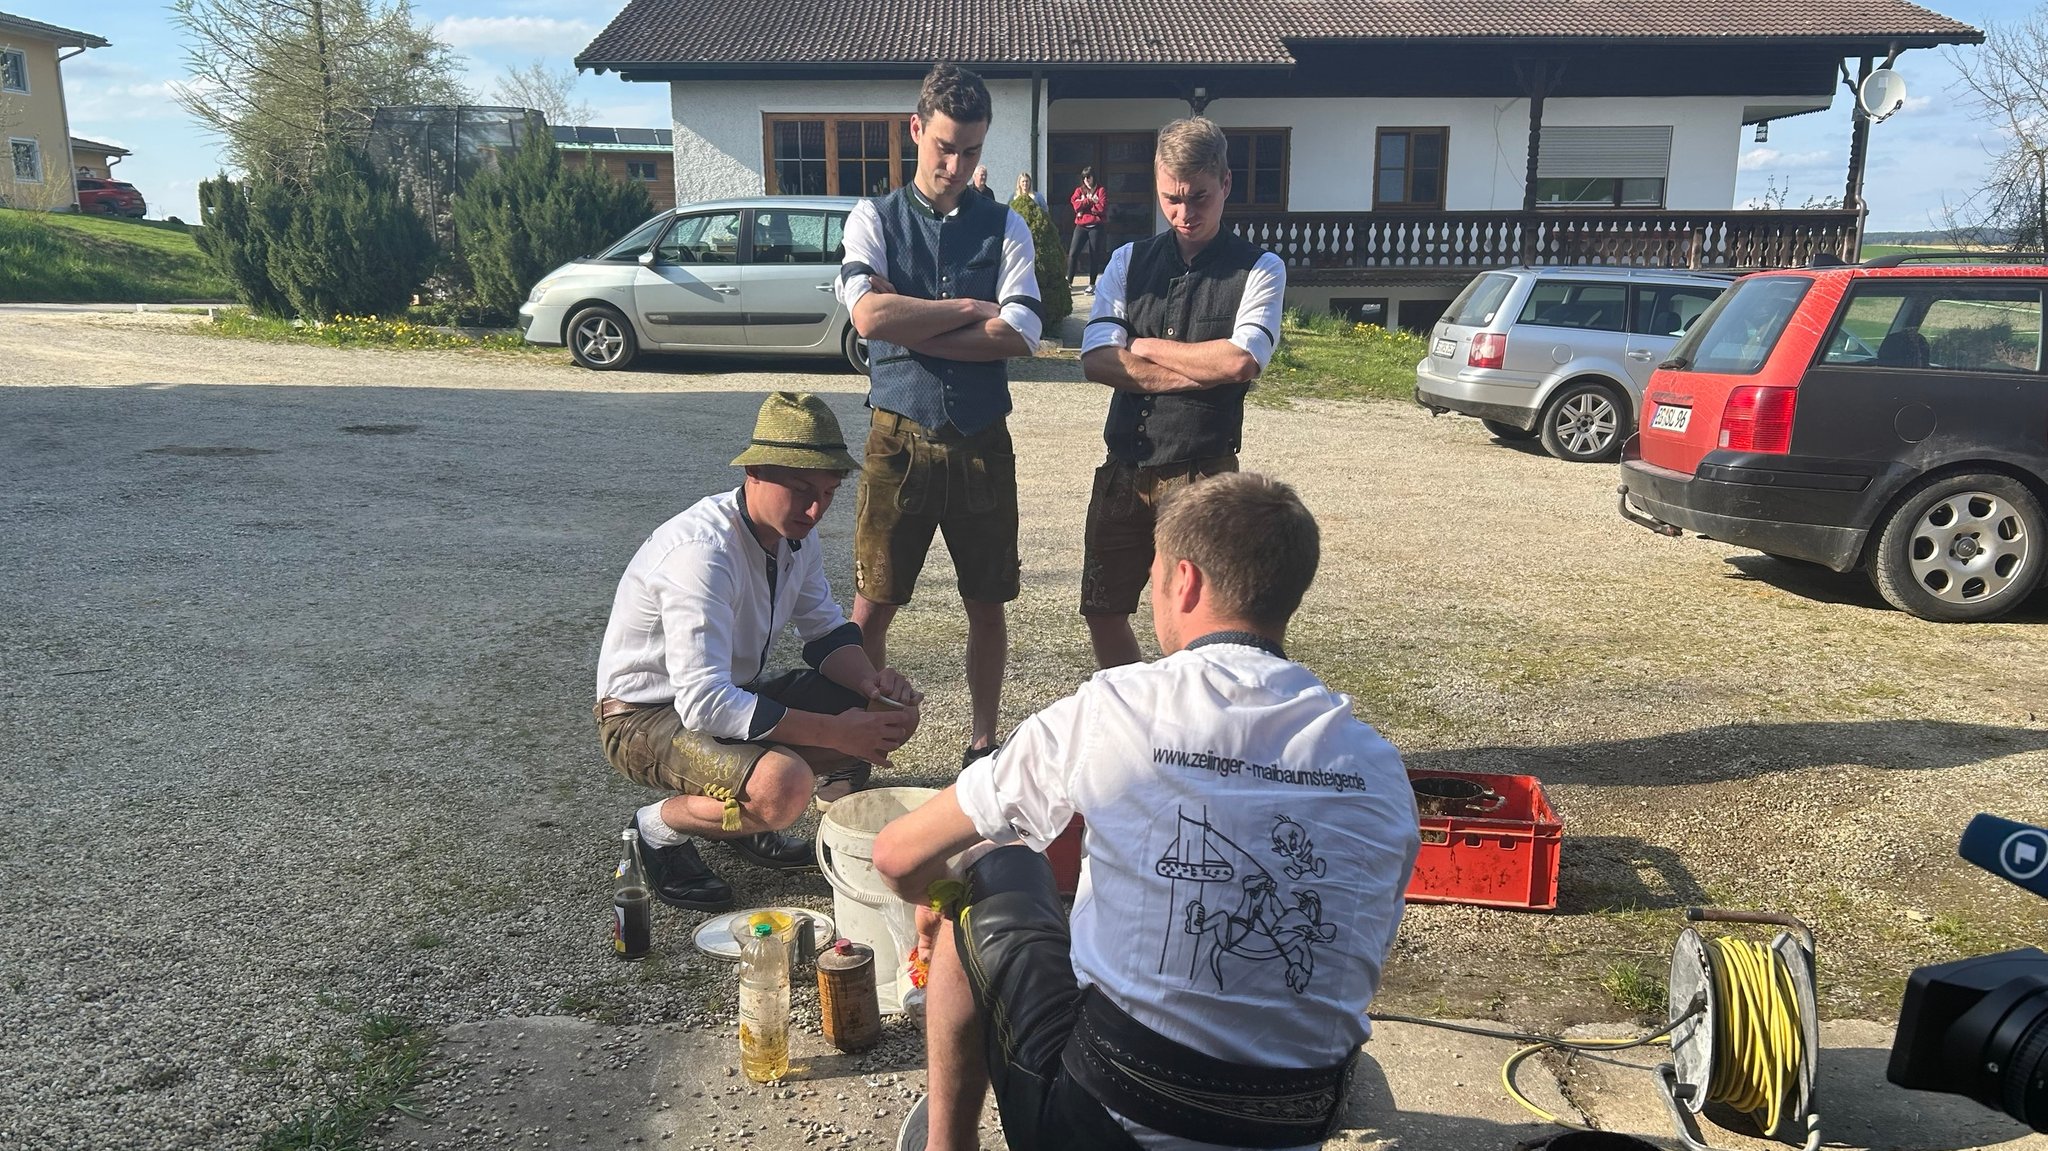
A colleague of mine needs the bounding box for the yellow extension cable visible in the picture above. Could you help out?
[1500,935,1805,1137]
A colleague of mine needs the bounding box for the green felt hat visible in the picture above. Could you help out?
[731,392,860,473]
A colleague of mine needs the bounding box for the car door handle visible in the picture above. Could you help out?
[814,283,837,293]
[711,285,738,294]
[1627,350,1655,361]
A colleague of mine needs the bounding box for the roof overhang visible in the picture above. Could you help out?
[0,13,108,49]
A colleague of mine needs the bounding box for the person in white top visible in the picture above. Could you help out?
[595,393,924,912]
[875,473,1419,1151]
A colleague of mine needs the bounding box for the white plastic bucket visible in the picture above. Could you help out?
[816,786,937,1015]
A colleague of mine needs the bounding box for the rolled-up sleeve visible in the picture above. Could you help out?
[1079,244,1134,355]
[837,200,887,313]
[997,209,1043,348]
[1230,252,1287,371]
[954,690,1088,852]
[652,543,769,741]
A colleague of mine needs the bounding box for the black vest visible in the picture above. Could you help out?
[1103,229,1265,465]
[861,187,1013,435]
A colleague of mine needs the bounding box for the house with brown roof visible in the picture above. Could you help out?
[0,11,107,212]
[577,0,1980,329]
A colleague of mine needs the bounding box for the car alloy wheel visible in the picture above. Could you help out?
[1538,381,1628,463]
[1871,473,2044,622]
[566,305,637,371]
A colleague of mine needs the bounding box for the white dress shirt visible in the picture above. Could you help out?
[595,488,853,740]
[956,637,1419,1151]
[1081,243,1287,369]
[837,192,1044,348]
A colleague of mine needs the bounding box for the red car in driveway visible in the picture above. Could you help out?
[74,177,146,217]
[1619,255,2048,623]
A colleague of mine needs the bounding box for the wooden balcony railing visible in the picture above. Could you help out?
[1229,209,1860,276]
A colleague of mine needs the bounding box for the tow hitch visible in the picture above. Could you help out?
[1617,484,1684,538]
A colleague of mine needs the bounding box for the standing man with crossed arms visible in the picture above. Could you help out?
[838,62,1042,769]
[1079,117,1287,668]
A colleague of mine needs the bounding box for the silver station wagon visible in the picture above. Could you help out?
[519,196,869,373]
[1414,266,1734,462]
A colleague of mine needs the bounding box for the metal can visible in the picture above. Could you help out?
[815,938,881,1052]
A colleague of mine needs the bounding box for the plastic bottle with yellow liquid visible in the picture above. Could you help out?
[737,918,791,1081]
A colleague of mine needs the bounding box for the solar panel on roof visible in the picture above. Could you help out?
[615,128,660,145]
[654,130,674,146]
[550,126,577,144]
[574,127,614,144]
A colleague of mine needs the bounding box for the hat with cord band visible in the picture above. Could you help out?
[730,392,860,473]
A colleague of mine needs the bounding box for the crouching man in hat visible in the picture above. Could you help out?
[873,473,1418,1151]
[595,392,925,911]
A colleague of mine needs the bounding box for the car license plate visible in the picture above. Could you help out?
[1432,337,1456,358]
[1649,404,1691,433]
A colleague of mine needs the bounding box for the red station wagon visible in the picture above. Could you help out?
[74,177,147,218]
[1619,256,2048,623]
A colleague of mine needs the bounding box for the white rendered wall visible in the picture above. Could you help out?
[1046,95,1822,217]
[666,79,1047,205]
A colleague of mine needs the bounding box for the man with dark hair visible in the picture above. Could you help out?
[875,472,1417,1151]
[594,393,924,911]
[1078,116,1287,669]
[838,62,1041,770]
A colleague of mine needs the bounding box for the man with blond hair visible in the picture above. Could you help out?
[875,473,1418,1151]
[1078,116,1287,669]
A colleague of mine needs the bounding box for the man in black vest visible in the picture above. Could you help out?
[838,63,1042,767]
[1077,117,1287,668]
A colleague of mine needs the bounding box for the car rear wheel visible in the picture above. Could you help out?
[1481,418,1536,442]
[1870,473,2045,622]
[1537,380,1630,463]
[841,323,870,375]
[567,305,636,371]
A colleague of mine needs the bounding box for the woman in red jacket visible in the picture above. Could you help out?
[1067,167,1107,293]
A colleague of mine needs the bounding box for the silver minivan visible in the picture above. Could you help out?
[519,196,868,373]
[1413,266,1734,462]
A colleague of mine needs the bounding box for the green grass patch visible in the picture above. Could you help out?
[201,311,535,353]
[258,1014,436,1151]
[1256,309,1430,406]
[1599,959,1668,1017]
[0,209,232,303]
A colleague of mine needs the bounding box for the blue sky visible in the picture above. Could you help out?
[25,0,2035,229]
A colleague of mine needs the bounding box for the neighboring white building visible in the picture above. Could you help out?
[577,0,1979,329]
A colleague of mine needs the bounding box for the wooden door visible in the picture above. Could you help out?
[1049,132,1156,252]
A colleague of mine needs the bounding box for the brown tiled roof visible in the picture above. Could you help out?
[578,0,1979,71]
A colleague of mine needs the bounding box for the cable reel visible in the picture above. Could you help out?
[1655,909,1820,1151]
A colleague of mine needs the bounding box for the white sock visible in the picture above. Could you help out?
[636,802,689,847]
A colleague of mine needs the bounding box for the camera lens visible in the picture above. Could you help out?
[1951,975,2048,1129]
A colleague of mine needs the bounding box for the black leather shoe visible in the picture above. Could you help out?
[961,743,1001,770]
[812,761,874,812]
[730,830,817,872]
[629,822,735,911]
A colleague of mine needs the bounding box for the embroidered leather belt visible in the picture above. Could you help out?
[1061,985,1356,1148]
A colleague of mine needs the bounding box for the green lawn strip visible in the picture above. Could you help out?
[0,209,233,303]
[1256,311,1429,407]
[199,311,541,353]
[259,1014,437,1151]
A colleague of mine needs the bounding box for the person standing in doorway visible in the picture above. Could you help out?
[1067,167,1107,293]
[1077,117,1286,669]
[837,62,1042,770]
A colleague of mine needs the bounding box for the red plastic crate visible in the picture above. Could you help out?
[1404,770,1562,911]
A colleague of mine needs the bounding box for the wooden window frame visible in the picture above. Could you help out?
[1374,127,1448,211]
[1223,127,1290,214]
[624,159,659,182]
[761,113,915,197]
[1,48,26,95]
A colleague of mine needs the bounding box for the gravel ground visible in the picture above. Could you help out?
[4,312,2048,1149]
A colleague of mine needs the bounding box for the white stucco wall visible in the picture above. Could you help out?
[667,78,1047,205]
[1047,94,1822,217]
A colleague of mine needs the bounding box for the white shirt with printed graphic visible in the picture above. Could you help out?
[955,637,1420,1150]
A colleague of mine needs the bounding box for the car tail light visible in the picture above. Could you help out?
[1718,385,1798,453]
[1468,332,1506,370]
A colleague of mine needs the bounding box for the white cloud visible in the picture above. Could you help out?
[1900,95,1934,114]
[1738,147,1833,172]
[434,16,597,52]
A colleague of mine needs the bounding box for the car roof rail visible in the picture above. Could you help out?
[1861,251,2048,268]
